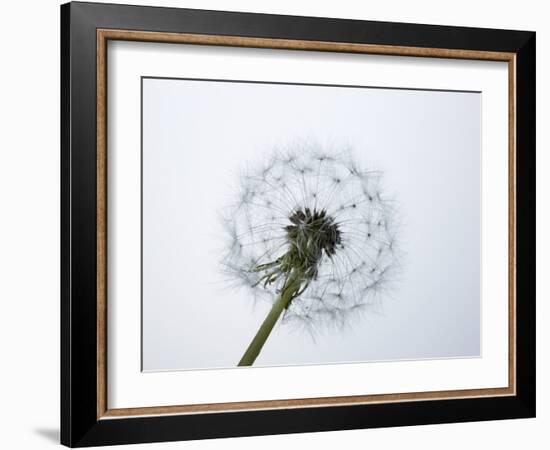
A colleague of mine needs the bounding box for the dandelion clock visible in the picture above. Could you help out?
[221,144,400,366]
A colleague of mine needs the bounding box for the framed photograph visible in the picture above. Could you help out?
[61,1,536,447]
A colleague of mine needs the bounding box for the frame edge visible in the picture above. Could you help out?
[60,2,72,446]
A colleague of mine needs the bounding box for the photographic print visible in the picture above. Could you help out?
[141,77,481,371]
[62,6,535,445]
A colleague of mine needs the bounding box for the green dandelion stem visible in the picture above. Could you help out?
[238,270,303,367]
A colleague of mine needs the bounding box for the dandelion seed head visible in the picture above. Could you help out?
[221,143,399,330]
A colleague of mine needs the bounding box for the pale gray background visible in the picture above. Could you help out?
[142,77,481,371]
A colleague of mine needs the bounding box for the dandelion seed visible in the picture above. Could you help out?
[221,143,399,366]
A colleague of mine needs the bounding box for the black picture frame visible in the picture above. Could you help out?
[61,1,536,447]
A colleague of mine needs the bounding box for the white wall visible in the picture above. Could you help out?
[0,0,546,448]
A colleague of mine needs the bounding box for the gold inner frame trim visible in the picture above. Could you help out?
[96,28,517,420]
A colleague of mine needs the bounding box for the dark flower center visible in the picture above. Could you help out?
[252,208,341,302]
[286,207,341,261]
